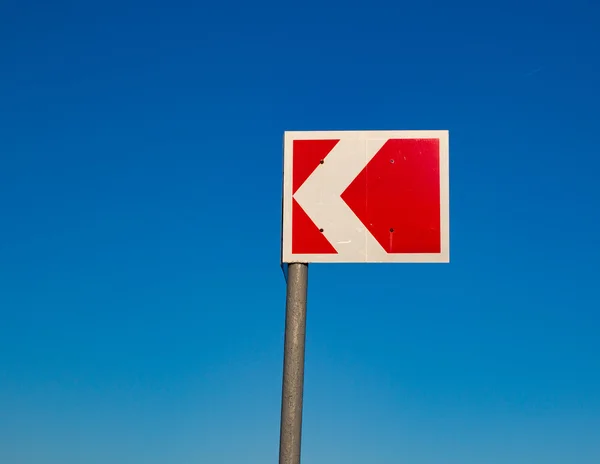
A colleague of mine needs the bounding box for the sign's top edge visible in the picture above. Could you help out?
[283,129,449,138]
[284,129,449,132]
[284,129,448,133]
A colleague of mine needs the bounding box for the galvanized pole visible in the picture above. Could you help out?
[278,263,308,464]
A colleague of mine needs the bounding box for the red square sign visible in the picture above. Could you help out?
[281,130,449,263]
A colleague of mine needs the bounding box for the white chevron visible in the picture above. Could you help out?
[293,138,388,261]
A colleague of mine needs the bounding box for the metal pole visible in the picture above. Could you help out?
[278,263,308,464]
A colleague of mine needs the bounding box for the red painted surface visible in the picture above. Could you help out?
[341,139,441,253]
[292,139,339,254]
[292,199,337,254]
[292,139,339,193]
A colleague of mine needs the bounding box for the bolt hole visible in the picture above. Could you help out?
[389,228,394,233]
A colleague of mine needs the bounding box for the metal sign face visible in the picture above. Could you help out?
[281,130,449,264]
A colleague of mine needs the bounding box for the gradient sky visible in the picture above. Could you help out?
[1,1,599,463]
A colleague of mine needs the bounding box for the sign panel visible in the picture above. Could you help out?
[281,130,449,263]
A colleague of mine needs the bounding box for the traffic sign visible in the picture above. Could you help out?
[281,130,449,263]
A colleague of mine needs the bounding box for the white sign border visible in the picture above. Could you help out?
[281,130,450,264]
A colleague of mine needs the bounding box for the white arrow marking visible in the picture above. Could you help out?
[293,138,388,260]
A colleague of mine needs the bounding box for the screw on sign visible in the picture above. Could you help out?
[281,130,450,263]
[277,130,449,464]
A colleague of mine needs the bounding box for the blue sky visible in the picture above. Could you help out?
[1,0,599,462]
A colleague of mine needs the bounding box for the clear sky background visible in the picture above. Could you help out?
[1,1,599,463]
